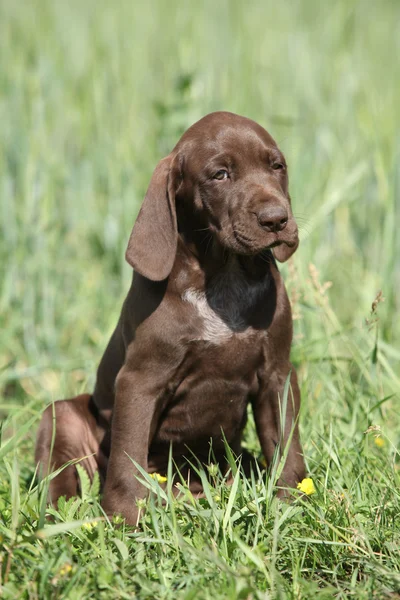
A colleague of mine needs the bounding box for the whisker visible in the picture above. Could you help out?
[259,248,273,262]
[204,233,213,257]
[293,213,310,222]
[293,216,309,222]
[297,224,311,234]
[199,232,213,246]
[193,226,211,233]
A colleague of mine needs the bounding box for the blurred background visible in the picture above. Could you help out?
[0,0,399,435]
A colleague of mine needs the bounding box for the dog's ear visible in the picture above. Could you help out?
[273,236,299,262]
[125,154,181,281]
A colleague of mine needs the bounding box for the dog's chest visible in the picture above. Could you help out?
[183,288,242,343]
[182,264,268,345]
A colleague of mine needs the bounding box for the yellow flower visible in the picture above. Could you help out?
[374,436,385,448]
[82,520,99,532]
[150,473,167,483]
[58,564,72,577]
[297,477,316,495]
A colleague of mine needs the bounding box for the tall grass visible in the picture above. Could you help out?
[0,0,399,597]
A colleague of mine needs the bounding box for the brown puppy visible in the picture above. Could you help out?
[35,112,306,524]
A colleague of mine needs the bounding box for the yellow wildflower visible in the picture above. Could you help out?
[297,477,316,496]
[58,564,72,577]
[150,473,167,483]
[374,436,385,448]
[82,520,99,532]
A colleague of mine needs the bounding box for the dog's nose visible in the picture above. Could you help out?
[256,205,288,232]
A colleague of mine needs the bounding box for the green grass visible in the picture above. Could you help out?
[0,0,399,597]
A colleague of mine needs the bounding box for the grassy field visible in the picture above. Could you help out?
[1,0,399,597]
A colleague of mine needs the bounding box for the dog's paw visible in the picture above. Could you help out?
[102,497,141,527]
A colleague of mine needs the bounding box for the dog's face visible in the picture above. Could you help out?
[176,112,298,261]
[126,112,299,281]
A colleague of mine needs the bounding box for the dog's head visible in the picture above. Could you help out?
[126,112,298,281]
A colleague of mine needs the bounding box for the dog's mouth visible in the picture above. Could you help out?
[231,228,294,255]
[232,230,257,249]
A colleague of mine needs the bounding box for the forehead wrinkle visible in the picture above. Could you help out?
[214,127,279,165]
[228,139,285,174]
[178,121,284,173]
[201,154,239,177]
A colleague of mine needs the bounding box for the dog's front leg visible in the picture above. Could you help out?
[101,367,163,525]
[252,365,305,496]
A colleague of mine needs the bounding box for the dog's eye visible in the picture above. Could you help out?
[213,169,229,180]
[272,162,285,171]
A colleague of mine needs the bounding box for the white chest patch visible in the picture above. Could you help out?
[181,257,267,345]
[183,288,236,343]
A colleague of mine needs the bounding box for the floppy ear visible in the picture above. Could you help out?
[125,154,179,281]
[273,236,299,262]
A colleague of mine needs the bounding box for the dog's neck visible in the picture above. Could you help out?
[177,231,276,332]
[178,227,275,281]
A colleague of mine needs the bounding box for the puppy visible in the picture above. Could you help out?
[36,112,306,524]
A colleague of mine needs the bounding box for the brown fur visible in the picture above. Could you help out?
[35,112,306,524]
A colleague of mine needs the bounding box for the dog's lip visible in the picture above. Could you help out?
[233,228,296,252]
[233,230,255,246]
[271,237,297,248]
[232,229,259,251]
